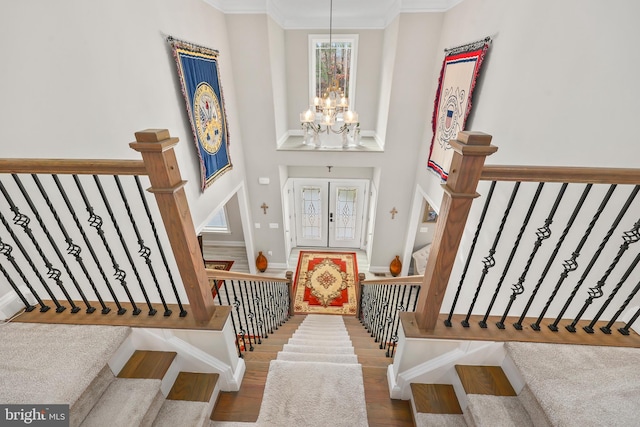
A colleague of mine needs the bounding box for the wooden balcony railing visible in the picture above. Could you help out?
[408,131,640,347]
[0,129,221,328]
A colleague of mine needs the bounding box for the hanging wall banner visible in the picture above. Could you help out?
[427,37,491,181]
[168,37,232,190]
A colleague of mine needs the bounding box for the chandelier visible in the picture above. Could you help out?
[300,0,360,148]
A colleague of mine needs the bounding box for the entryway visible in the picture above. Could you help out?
[290,179,369,248]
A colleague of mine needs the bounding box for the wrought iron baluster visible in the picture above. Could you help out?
[619,303,640,335]
[251,281,265,342]
[532,184,611,331]
[599,253,640,334]
[499,183,565,329]
[582,218,640,333]
[115,176,170,316]
[229,279,249,352]
[94,175,156,315]
[12,175,88,312]
[561,187,637,332]
[0,213,54,311]
[545,185,616,331]
[385,284,407,357]
[32,175,102,313]
[276,283,287,325]
[380,286,399,350]
[0,259,36,311]
[0,237,42,311]
[134,176,186,317]
[74,175,132,315]
[411,285,420,311]
[53,175,115,314]
[240,280,257,349]
[219,279,243,356]
[0,180,70,312]
[515,183,587,330]
[256,280,270,337]
[445,181,496,327]
[463,182,520,327]
[481,182,542,328]
[375,285,392,342]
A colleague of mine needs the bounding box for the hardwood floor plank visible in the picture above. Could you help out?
[455,365,516,396]
[117,350,177,379]
[410,383,462,414]
[167,372,219,402]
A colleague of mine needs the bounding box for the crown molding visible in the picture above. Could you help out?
[203,0,464,29]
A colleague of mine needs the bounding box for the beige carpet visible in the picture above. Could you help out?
[257,315,367,426]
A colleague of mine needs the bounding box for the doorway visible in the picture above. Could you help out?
[291,179,369,248]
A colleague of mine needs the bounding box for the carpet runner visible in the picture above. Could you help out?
[256,315,368,426]
[293,251,359,315]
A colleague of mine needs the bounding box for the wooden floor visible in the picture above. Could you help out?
[211,314,414,426]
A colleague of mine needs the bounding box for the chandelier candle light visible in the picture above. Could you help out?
[300,0,360,148]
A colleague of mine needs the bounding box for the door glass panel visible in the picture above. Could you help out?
[301,186,322,240]
[335,187,357,240]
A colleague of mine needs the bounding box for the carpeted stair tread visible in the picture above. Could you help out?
[291,334,351,342]
[152,400,209,427]
[167,372,219,402]
[80,378,163,427]
[276,351,359,364]
[464,394,533,427]
[287,338,352,347]
[0,323,130,423]
[415,413,468,427]
[296,327,349,336]
[505,342,640,427]
[282,343,354,354]
[293,329,350,336]
[258,360,367,426]
[410,383,462,414]
[455,365,516,396]
[118,350,177,379]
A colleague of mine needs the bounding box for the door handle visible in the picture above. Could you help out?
[329,212,334,222]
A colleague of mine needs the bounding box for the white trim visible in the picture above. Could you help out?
[308,34,359,111]
[0,287,36,320]
[201,239,246,248]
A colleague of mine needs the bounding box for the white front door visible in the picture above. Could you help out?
[292,179,368,248]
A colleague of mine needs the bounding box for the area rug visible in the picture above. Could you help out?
[293,251,358,315]
[204,260,234,298]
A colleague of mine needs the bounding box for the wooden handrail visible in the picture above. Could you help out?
[362,275,424,285]
[481,165,640,185]
[205,268,292,283]
[0,159,147,175]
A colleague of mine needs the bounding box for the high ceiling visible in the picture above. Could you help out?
[204,0,463,29]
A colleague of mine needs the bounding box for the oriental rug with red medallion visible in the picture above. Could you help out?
[293,251,358,315]
[204,260,234,298]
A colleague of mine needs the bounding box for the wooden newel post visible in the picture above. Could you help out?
[356,272,365,319]
[130,129,216,324]
[415,131,497,331]
[286,271,294,316]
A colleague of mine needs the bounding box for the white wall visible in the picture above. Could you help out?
[0,0,248,303]
[0,0,248,230]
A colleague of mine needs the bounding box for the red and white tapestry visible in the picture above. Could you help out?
[427,38,491,181]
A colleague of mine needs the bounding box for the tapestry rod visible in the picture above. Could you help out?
[444,36,491,54]
[164,34,219,56]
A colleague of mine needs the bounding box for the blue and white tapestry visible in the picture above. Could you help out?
[169,37,232,190]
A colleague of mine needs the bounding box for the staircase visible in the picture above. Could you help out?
[0,322,220,427]
[409,341,640,426]
[4,317,639,426]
